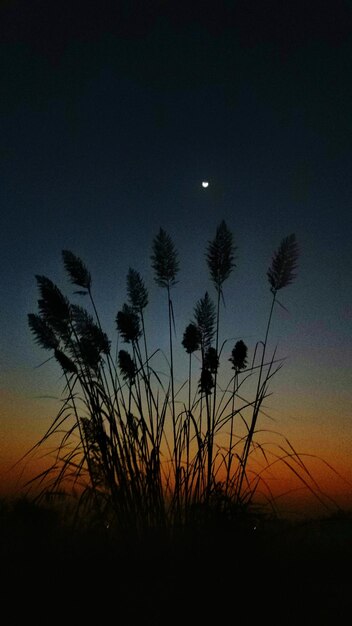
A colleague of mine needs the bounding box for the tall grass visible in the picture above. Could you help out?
[24,222,330,536]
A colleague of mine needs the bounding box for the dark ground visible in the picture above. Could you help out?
[1,499,352,624]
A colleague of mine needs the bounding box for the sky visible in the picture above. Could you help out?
[0,0,351,518]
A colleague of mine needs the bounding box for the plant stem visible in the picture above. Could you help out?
[237,292,277,504]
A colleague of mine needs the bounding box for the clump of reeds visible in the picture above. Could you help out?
[25,222,330,536]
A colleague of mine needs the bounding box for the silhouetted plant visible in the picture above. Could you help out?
[116,303,142,344]
[118,349,137,384]
[127,267,149,311]
[151,227,179,288]
[235,233,300,505]
[206,219,236,296]
[267,233,298,294]
[28,314,60,351]
[205,221,236,498]
[193,291,216,351]
[151,228,180,513]
[25,224,332,539]
[62,249,92,291]
[35,275,71,337]
[229,340,248,373]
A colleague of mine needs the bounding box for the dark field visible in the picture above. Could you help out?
[1,499,352,624]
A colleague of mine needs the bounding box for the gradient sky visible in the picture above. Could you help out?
[1,1,351,517]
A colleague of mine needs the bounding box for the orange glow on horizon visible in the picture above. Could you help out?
[1,386,351,519]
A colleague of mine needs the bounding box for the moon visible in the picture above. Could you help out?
[202,181,209,188]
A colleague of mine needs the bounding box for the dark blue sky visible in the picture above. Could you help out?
[1,1,352,507]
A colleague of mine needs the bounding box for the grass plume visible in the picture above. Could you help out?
[24,224,339,537]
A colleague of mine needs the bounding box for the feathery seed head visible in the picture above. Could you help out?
[198,368,214,395]
[28,313,60,351]
[71,305,110,355]
[116,304,141,343]
[182,323,201,354]
[78,337,104,370]
[71,304,93,330]
[204,346,219,374]
[35,275,71,337]
[267,234,299,294]
[54,348,78,374]
[229,340,248,372]
[62,250,92,290]
[193,292,216,350]
[118,349,137,383]
[206,220,236,292]
[127,268,148,310]
[151,228,179,289]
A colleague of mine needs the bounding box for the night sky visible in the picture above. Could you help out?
[1,0,351,516]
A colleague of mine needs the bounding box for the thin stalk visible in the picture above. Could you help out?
[225,371,237,496]
[167,284,179,515]
[208,287,221,498]
[140,309,154,438]
[237,292,276,503]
